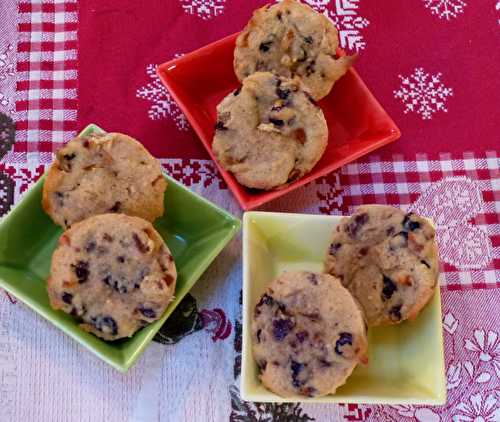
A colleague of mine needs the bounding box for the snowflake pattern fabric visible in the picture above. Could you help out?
[394,67,453,120]
[305,0,370,52]
[422,0,467,20]
[136,64,190,131]
[0,44,15,115]
[179,0,225,20]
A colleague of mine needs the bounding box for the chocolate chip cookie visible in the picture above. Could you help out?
[47,213,177,341]
[252,271,368,398]
[212,72,328,190]
[324,205,439,326]
[43,132,167,228]
[234,0,354,100]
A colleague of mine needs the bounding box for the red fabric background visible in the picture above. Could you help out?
[78,0,500,160]
[78,0,263,159]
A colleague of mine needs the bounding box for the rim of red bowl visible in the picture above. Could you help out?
[157,32,401,210]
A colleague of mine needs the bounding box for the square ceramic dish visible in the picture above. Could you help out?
[242,211,446,404]
[0,124,240,372]
[157,33,401,210]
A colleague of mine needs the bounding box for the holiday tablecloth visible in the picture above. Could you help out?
[1,1,499,421]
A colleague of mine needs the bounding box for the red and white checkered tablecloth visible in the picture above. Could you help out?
[12,0,78,163]
[0,1,499,421]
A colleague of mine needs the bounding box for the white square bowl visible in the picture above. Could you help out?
[241,211,446,404]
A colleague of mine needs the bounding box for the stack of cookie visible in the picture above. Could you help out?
[42,132,177,341]
[212,0,354,190]
[251,205,439,398]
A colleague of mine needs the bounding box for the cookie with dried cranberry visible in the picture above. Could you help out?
[251,271,367,398]
[234,0,354,100]
[47,213,176,341]
[324,205,439,326]
[212,72,327,190]
[42,132,167,229]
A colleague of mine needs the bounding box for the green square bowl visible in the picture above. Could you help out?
[0,124,240,372]
[242,211,446,404]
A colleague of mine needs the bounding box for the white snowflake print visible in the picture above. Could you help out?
[496,1,500,25]
[307,0,370,52]
[394,67,453,120]
[303,0,330,10]
[422,0,467,20]
[180,0,225,20]
[136,64,189,131]
[465,329,500,378]
[452,392,500,422]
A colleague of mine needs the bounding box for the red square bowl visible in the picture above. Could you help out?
[157,33,400,210]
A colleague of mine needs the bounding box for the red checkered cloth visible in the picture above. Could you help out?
[156,151,500,291]
[14,0,78,163]
[336,151,500,290]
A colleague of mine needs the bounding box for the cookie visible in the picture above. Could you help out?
[47,213,176,341]
[324,205,439,326]
[252,271,368,398]
[212,72,328,190]
[234,0,354,100]
[42,132,167,228]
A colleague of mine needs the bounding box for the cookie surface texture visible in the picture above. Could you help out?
[47,213,177,341]
[325,205,439,326]
[234,0,354,100]
[43,132,166,228]
[252,271,368,398]
[212,72,328,190]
